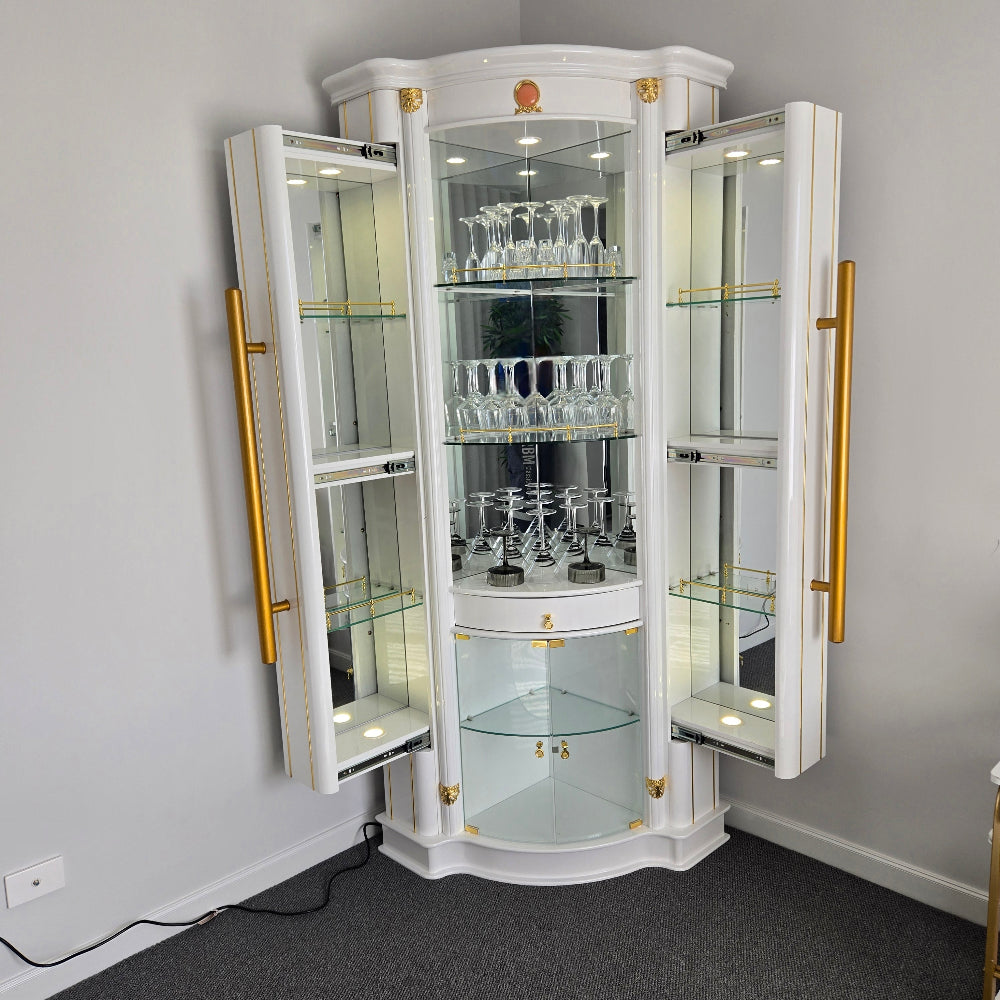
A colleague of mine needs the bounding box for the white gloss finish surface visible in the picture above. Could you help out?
[453,584,641,633]
[334,707,430,775]
[671,696,775,754]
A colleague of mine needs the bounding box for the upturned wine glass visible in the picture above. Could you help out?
[617,354,636,431]
[498,358,528,431]
[522,358,551,433]
[565,196,590,270]
[586,196,608,274]
[444,361,463,437]
[459,216,480,280]
[456,360,485,434]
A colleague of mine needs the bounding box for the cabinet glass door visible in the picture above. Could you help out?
[226,127,430,792]
[457,628,642,842]
[663,104,843,777]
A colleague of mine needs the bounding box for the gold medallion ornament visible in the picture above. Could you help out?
[645,776,667,799]
[438,782,460,805]
[636,77,661,104]
[514,79,542,114]
[399,88,423,114]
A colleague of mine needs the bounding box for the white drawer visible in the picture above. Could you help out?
[453,583,642,634]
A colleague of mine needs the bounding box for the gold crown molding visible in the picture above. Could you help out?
[438,781,460,805]
[636,77,661,104]
[645,776,667,799]
[400,88,423,114]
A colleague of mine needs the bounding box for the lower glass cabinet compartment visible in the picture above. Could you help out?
[456,628,643,843]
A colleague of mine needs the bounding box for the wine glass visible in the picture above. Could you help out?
[565,195,590,271]
[595,355,622,432]
[479,206,503,279]
[496,202,521,275]
[456,360,485,435]
[522,358,551,433]
[498,358,527,431]
[547,355,572,431]
[481,360,506,438]
[444,361,463,437]
[618,354,636,431]
[459,216,480,280]
[546,200,571,273]
[586,196,608,274]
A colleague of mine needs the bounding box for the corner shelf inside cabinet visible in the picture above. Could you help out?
[324,579,423,632]
[446,428,636,445]
[669,565,775,615]
[461,687,639,738]
[436,276,636,299]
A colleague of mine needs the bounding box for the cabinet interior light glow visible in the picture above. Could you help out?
[750,698,772,709]
[333,712,352,723]
[445,156,467,164]
[758,157,782,166]
[319,167,342,176]
[720,715,743,726]
[724,148,749,159]
[287,177,308,185]
[517,169,537,176]
[363,727,385,739]
[516,136,541,146]
[590,151,611,160]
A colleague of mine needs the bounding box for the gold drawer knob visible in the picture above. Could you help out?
[535,741,544,758]
[542,613,554,630]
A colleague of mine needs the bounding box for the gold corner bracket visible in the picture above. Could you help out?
[399,88,423,114]
[646,776,667,799]
[636,77,661,104]
[438,782,460,806]
[810,259,856,644]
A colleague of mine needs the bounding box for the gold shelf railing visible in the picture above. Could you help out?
[323,575,367,595]
[299,299,398,318]
[677,563,776,613]
[324,587,418,630]
[669,279,780,305]
[444,261,620,283]
[456,423,619,443]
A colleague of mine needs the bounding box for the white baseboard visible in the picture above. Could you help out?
[726,799,987,926]
[0,810,377,1000]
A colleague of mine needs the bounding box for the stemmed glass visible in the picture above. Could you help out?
[617,354,636,431]
[568,355,596,431]
[547,356,572,429]
[546,200,571,271]
[467,493,494,555]
[522,358,551,433]
[444,361,463,437]
[613,492,637,543]
[456,360,484,434]
[479,206,503,279]
[565,195,590,270]
[521,202,544,253]
[498,358,527,430]
[554,486,582,544]
[459,216,480,280]
[593,495,615,547]
[586,196,608,274]
[594,355,622,431]
[496,202,521,274]
[481,361,506,438]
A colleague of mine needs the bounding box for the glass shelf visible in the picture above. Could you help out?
[666,293,780,308]
[300,312,407,320]
[464,777,640,845]
[669,567,776,615]
[324,580,423,632]
[460,686,640,738]
[445,428,636,445]
[436,276,635,296]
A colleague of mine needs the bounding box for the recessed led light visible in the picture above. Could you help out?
[758,157,782,166]
[517,169,537,177]
[750,698,772,710]
[363,727,384,739]
[517,136,541,146]
[333,712,352,723]
[318,167,342,176]
[724,148,750,159]
[286,178,308,185]
[590,151,611,160]
[720,715,743,726]
[445,156,467,165]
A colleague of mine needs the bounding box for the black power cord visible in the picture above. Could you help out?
[0,820,381,969]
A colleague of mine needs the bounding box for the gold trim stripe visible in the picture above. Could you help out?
[799,106,818,775]
[252,128,315,789]
[228,138,293,774]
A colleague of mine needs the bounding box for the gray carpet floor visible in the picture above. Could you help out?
[52,828,983,1000]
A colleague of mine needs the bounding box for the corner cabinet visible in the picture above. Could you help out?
[224,44,854,882]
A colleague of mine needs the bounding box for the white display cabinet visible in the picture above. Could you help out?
[223,44,854,881]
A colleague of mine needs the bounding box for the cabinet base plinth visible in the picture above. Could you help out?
[377,806,729,884]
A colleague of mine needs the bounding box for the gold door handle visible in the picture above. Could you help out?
[810,260,856,643]
[560,740,570,760]
[535,741,545,758]
[226,288,290,664]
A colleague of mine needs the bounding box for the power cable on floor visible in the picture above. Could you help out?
[0,820,382,969]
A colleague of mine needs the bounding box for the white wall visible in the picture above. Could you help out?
[523,0,1000,897]
[0,2,518,997]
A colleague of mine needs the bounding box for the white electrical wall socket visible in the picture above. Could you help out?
[4,856,65,908]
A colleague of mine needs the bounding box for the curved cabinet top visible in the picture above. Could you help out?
[322,44,734,105]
